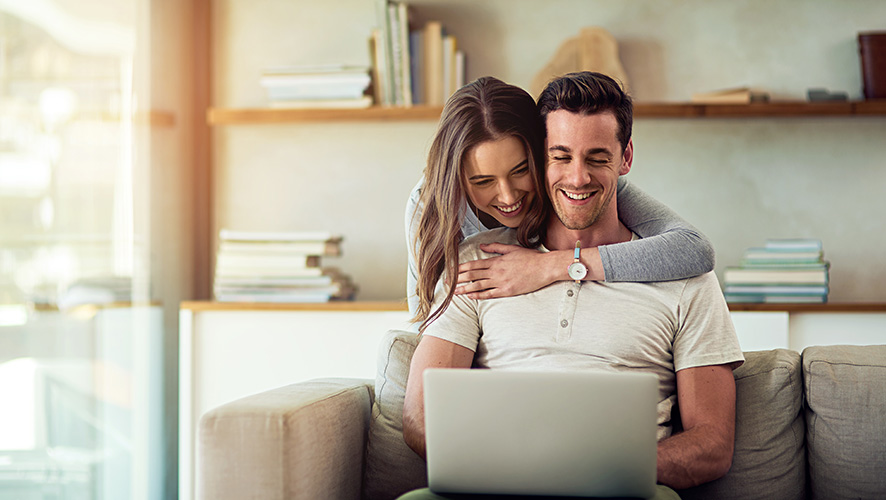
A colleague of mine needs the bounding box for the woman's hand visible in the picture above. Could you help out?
[454,243,606,299]
[454,243,558,299]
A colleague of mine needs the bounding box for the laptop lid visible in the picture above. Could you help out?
[423,368,658,498]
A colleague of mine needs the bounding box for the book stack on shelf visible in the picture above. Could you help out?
[260,65,373,109]
[723,239,829,304]
[371,0,466,107]
[213,230,357,303]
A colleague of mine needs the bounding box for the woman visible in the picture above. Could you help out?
[406,76,713,330]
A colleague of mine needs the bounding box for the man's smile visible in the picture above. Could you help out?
[560,189,595,202]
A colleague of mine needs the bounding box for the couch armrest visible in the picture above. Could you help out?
[198,378,373,500]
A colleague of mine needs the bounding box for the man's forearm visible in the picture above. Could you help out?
[656,421,734,489]
[402,406,427,459]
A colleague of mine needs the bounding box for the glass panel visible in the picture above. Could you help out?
[0,2,163,499]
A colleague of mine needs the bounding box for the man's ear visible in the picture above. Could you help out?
[619,139,633,176]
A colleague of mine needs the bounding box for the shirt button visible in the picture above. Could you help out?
[567,290,574,297]
[560,319,568,328]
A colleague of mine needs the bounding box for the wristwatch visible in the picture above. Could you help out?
[567,240,588,282]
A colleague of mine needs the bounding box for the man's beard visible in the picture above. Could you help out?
[550,185,615,230]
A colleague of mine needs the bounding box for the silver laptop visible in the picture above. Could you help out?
[423,368,659,498]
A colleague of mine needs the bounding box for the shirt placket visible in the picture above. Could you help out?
[556,281,581,343]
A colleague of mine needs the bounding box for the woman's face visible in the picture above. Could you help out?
[463,136,536,228]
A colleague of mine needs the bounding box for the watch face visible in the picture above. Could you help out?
[568,262,588,280]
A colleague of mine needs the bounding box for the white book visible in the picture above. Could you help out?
[219,229,339,242]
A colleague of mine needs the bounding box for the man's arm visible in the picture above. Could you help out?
[403,335,474,459]
[657,364,737,489]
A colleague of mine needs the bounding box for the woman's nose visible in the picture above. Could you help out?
[497,180,519,205]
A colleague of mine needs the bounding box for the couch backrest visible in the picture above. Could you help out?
[362,330,425,500]
[678,349,806,500]
[803,344,886,500]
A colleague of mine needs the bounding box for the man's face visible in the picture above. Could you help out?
[544,110,632,230]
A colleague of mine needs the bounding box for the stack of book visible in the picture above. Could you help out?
[371,0,466,107]
[260,65,373,109]
[213,230,356,303]
[723,239,829,304]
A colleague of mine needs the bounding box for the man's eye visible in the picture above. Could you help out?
[551,156,569,162]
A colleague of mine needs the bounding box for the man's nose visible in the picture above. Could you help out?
[565,160,590,187]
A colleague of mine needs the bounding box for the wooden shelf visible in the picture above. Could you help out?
[180,300,886,314]
[180,300,409,312]
[207,105,444,124]
[207,100,886,125]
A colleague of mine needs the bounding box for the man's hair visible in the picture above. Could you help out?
[537,71,633,153]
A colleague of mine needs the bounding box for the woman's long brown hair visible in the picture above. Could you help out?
[410,76,547,332]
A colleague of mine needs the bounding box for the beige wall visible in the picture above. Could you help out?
[211,0,886,302]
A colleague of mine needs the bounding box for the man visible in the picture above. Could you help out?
[401,72,744,499]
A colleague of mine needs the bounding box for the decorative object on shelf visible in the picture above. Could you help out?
[690,87,770,104]
[723,238,829,304]
[213,230,357,303]
[259,65,372,109]
[530,27,629,98]
[858,31,886,99]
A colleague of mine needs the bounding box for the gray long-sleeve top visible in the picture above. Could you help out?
[405,175,714,319]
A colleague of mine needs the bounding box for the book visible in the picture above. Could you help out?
[409,29,424,104]
[423,20,444,105]
[723,267,828,285]
[260,67,372,102]
[369,28,387,105]
[396,2,413,107]
[217,253,321,269]
[442,34,456,99]
[691,87,770,104]
[764,238,823,252]
[386,2,413,107]
[742,248,824,263]
[724,293,827,304]
[387,2,404,106]
[724,284,829,296]
[214,275,336,287]
[219,229,340,243]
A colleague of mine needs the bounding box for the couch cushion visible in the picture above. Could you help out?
[678,349,805,500]
[804,345,886,500]
[363,330,427,500]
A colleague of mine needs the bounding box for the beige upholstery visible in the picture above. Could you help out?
[198,379,373,500]
[197,331,886,500]
[803,345,886,500]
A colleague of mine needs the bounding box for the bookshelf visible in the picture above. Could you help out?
[207,100,886,125]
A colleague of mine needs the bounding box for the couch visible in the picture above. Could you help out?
[197,330,886,500]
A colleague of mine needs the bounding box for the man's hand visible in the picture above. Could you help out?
[657,364,738,489]
[403,335,474,459]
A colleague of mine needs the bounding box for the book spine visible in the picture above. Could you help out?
[442,34,456,100]
[374,0,394,105]
[423,21,443,106]
[387,3,404,106]
[409,29,424,105]
[397,2,412,107]
[369,29,386,105]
